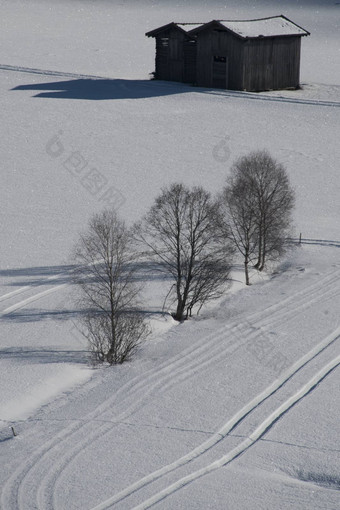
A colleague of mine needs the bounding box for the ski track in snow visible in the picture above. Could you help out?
[2,262,339,510]
[85,330,340,510]
[0,259,103,317]
[1,283,69,316]
[130,355,340,510]
[204,89,340,108]
[41,280,340,510]
[0,64,106,80]
[0,269,75,317]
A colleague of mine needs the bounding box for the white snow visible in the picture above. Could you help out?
[176,23,205,33]
[0,364,92,423]
[0,0,339,509]
[219,16,309,38]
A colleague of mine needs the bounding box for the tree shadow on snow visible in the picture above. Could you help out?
[1,308,85,323]
[0,264,77,287]
[0,347,88,365]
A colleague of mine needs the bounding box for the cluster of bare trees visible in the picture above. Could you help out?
[218,150,295,285]
[73,150,295,364]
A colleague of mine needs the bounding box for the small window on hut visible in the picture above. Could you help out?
[214,56,226,63]
[169,39,181,59]
[161,37,169,47]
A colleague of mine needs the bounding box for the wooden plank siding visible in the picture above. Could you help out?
[183,39,197,83]
[154,28,187,82]
[196,29,244,89]
[242,36,301,91]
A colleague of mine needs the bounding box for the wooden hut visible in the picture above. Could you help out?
[145,22,203,83]
[146,16,310,91]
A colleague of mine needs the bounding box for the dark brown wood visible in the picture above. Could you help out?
[242,36,302,91]
[195,27,244,89]
[146,17,309,92]
[150,26,189,83]
[183,39,197,83]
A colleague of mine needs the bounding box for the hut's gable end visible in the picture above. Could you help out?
[196,29,244,89]
[154,28,188,82]
[146,24,201,83]
[242,36,302,91]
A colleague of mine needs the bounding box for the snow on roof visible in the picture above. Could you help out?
[176,23,204,33]
[145,22,204,38]
[218,16,309,38]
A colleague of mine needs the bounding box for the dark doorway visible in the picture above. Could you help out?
[212,56,228,89]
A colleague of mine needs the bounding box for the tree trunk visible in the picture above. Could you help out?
[174,300,185,321]
[244,255,250,286]
[254,228,262,269]
[259,235,266,271]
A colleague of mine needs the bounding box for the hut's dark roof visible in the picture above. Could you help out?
[145,22,203,37]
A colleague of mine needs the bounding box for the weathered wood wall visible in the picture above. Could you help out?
[242,36,301,91]
[152,26,302,91]
[183,39,197,83]
[154,29,187,82]
[196,29,244,89]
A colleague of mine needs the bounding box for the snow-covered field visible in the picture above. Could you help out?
[1,0,339,508]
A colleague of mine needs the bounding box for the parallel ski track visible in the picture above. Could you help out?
[131,355,340,510]
[0,268,75,317]
[0,283,69,316]
[204,88,340,108]
[1,254,339,509]
[3,267,337,510]
[0,259,102,317]
[84,327,340,510]
[0,64,106,80]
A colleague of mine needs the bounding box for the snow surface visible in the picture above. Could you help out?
[219,16,309,38]
[0,0,339,509]
[176,23,204,33]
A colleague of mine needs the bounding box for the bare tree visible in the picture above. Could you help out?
[135,183,233,321]
[73,209,149,364]
[218,174,259,285]
[219,150,295,284]
[233,150,295,271]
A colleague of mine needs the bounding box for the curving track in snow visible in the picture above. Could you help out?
[1,263,338,509]
[88,328,340,510]
[131,355,340,510]
[1,245,339,509]
[35,273,340,508]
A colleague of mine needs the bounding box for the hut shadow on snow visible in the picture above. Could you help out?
[12,77,340,108]
[12,78,194,100]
